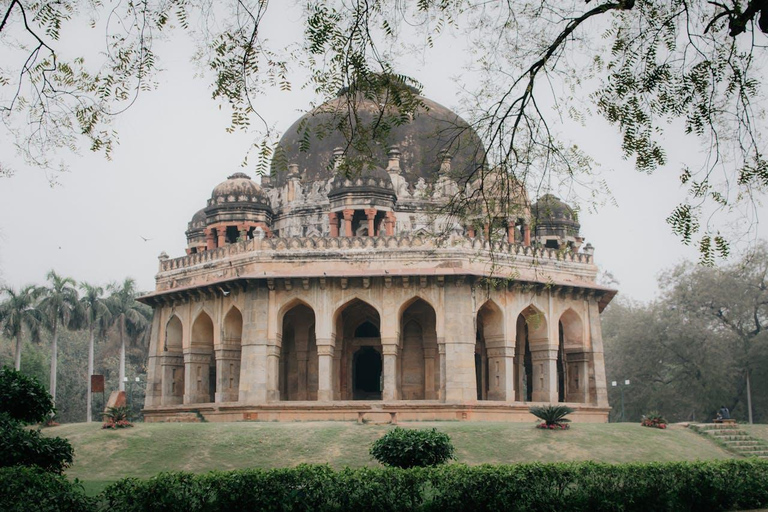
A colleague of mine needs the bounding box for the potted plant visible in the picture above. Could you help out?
[640,411,668,429]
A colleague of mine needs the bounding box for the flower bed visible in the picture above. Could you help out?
[536,422,570,430]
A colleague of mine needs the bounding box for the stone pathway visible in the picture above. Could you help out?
[689,423,768,459]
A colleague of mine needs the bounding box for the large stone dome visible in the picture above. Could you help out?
[269,92,485,188]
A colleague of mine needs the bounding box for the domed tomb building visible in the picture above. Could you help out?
[140,87,615,422]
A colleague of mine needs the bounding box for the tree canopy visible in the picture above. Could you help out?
[2,1,767,259]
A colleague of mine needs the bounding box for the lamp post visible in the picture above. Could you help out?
[611,379,631,422]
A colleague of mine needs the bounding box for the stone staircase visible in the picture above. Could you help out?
[689,423,768,459]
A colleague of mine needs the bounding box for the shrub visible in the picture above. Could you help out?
[530,404,574,428]
[0,419,74,473]
[0,366,74,473]
[103,406,133,429]
[0,466,95,512]
[0,366,55,424]
[641,411,668,429]
[97,460,768,512]
[370,427,455,468]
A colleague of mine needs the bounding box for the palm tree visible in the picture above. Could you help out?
[106,278,150,391]
[78,282,111,422]
[0,285,41,370]
[37,270,79,402]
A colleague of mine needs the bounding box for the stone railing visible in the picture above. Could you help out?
[159,234,593,273]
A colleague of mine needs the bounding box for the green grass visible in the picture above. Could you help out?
[47,421,735,496]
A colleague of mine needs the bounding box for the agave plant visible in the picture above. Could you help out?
[530,404,574,428]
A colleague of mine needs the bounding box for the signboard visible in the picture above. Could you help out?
[91,374,105,393]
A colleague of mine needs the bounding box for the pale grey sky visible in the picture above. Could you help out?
[1,5,764,302]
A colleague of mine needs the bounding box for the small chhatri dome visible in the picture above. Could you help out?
[188,207,207,230]
[210,172,269,205]
[532,194,580,240]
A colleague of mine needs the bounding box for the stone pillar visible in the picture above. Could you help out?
[342,209,354,237]
[160,354,184,406]
[381,342,399,401]
[523,224,531,246]
[483,223,490,240]
[530,343,558,402]
[365,208,377,236]
[568,351,590,403]
[587,298,609,406]
[486,335,514,401]
[438,343,447,401]
[205,229,215,251]
[239,224,249,241]
[296,350,309,400]
[217,227,226,247]
[239,285,270,404]
[385,212,396,236]
[266,344,280,401]
[328,212,339,237]
[507,221,516,244]
[316,340,335,401]
[424,346,437,400]
[467,227,476,238]
[183,350,213,404]
[215,348,241,402]
[443,287,477,402]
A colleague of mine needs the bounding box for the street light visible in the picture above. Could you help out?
[611,379,631,422]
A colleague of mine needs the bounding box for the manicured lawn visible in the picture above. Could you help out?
[47,421,734,496]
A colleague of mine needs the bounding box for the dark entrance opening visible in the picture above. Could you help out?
[208,365,217,402]
[353,347,382,400]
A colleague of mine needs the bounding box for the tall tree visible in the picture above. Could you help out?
[106,279,150,392]
[36,271,79,402]
[77,282,110,422]
[0,285,40,370]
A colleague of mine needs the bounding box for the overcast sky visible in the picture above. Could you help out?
[1,5,765,303]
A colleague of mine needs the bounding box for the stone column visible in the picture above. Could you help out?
[239,224,249,241]
[530,343,558,402]
[381,342,399,400]
[507,221,516,244]
[342,209,354,237]
[328,212,339,237]
[523,224,531,246]
[587,298,609,406]
[266,344,281,401]
[316,340,335,401]
[205,229,215,251]
[486,335,514,401]
[217,227,226,247]
[239,285,270,404]
[385,212,396,236]
[183,350,213,404]
[424,346,437,400]
[443,287,477,402]
[160,354,184,406]
[467,227,476,238]
[296,350,309,401]
[483,223,490,240]
[365,208,377,236]
[215,348,241,402]
[568,352,590,403]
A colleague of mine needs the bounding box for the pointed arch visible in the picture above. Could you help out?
[223,306,243,346]
[164,315,183,352]
[476,299,506,401]
[333,298,382,400]
[518,304,548,342]
[187,311,215,404]
[399,298,439,400]
[559,308,587,403]
[280,302,318,401]
[162,314,184,405]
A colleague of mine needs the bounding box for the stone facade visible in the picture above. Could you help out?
[141,88,615,423]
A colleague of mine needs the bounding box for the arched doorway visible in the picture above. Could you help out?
[353,346,382,399]
[476,301,504,400]
[162,315,184,405]
[399,298,439,400]
[280,303,318,401]
[515,305,548,402]
[220,307,243,402]
[334,299,381,400]
[189,311,215,404]
[559,309,588,403]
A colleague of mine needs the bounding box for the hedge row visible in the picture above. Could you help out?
[4,460,768,512]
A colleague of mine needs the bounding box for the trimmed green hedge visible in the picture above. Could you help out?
[0,466,95,512]
[99,460,768,512]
